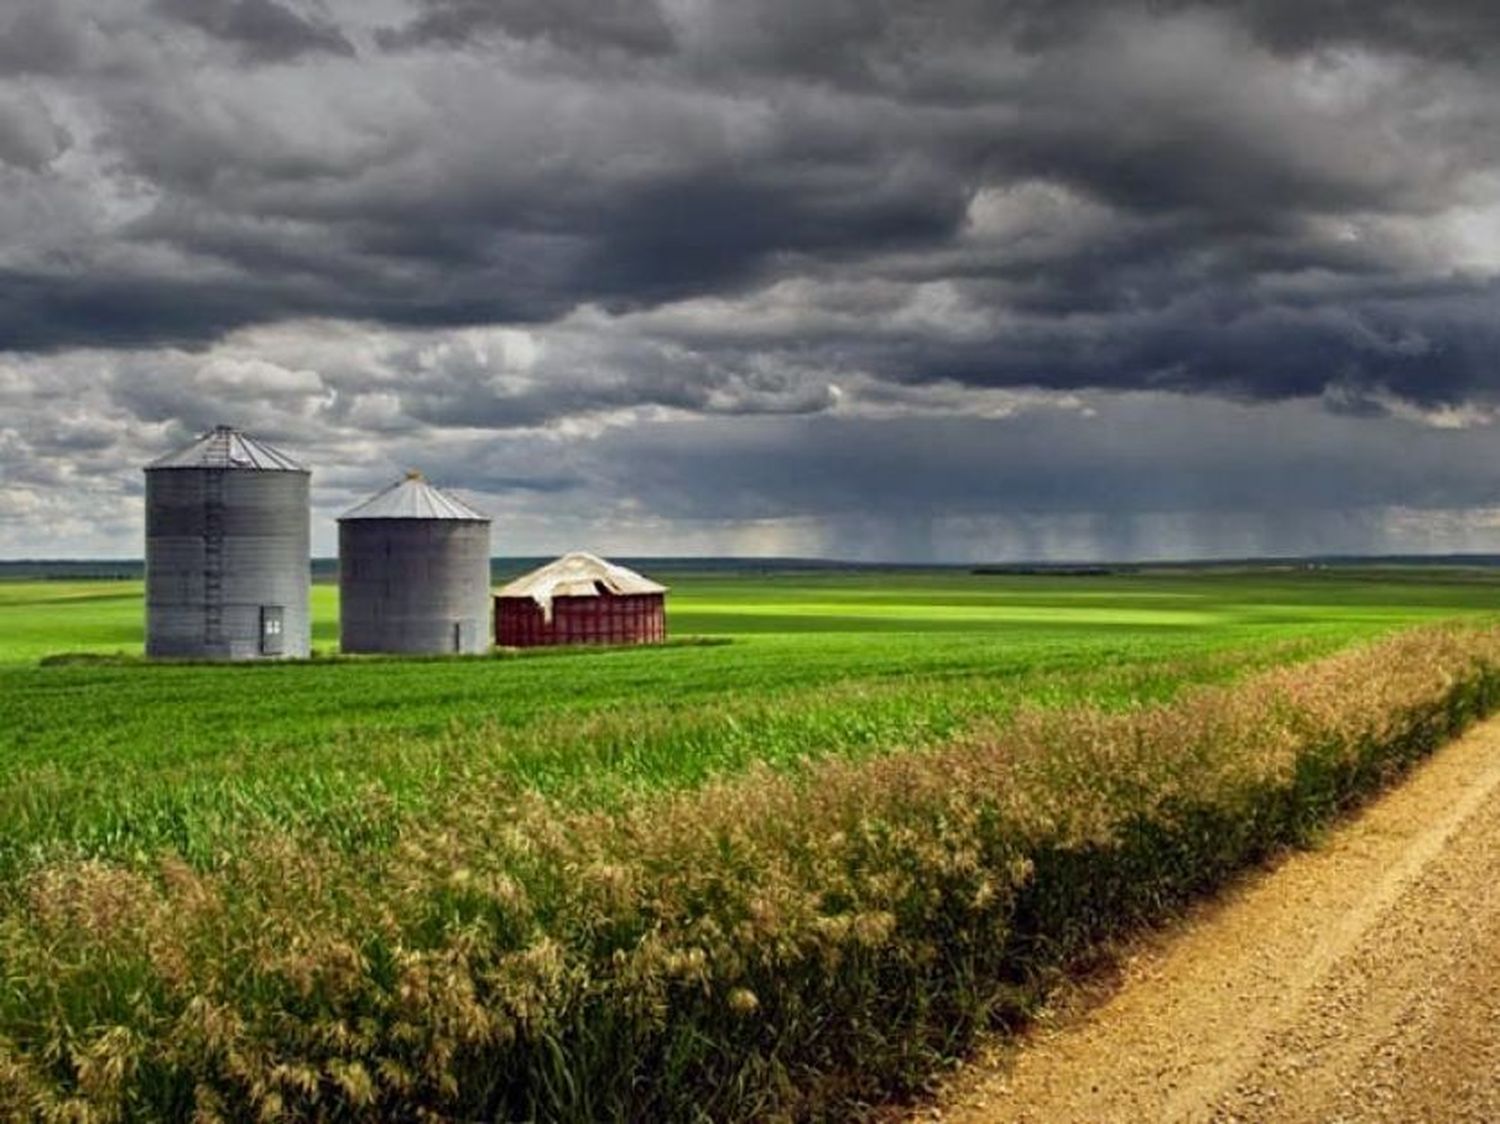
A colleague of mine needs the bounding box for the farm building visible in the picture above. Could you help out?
[495,552,667,647]
[338,472,492,655]
[144,425,310,660]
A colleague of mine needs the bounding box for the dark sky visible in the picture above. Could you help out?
[4,0,1500,560]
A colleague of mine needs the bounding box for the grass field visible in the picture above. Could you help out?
[4,568,1498,869]
[5,566,1500,1119]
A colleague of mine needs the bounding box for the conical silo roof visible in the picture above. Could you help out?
[146,425,306,471]
[339,472,489,521]
[498,552,667,615]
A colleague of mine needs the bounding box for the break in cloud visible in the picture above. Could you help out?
[3,0,1500,560]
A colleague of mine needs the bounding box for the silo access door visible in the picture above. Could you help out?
[453,620,476,653]
[260,606,285,656]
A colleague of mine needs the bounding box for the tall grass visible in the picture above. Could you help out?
[0,631,1339,881]
[3,624,1499,1121]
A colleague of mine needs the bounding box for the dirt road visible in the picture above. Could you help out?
[920,717,1500,1123]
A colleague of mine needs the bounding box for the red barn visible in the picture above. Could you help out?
[495,552,667,647]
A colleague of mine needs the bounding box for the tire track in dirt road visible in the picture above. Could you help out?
[915,716,1500,1123]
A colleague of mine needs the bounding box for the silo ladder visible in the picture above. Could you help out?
[203,468,225,646]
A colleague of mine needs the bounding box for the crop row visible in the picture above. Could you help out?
[0,635,1315,880]
[3,624,1500,1120]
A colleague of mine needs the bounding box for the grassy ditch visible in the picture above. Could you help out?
[3,623,1500,1120]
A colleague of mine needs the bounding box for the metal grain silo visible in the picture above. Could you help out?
[144,425,311,659]
[338,472,492,654]
[494,552,667,647]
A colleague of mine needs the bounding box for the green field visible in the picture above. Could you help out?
[6,567,1500,1119]
[4,568,1500,873]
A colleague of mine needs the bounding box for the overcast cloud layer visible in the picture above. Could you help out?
[4,0,1500,560]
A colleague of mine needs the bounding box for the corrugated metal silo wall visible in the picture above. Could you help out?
[496,593,666,647]
[495,597,544,646]
[145,469,311,659]
[554,594,666,645]
[339,520,492,654]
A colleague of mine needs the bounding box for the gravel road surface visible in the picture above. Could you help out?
[918,717,1500,1123]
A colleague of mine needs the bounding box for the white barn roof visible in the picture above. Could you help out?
[146,425,305,471]
[497,552,666,617]
[339,472,489,521]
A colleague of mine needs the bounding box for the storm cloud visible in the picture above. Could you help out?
[4,0,1500,559]
[154,0,355,63]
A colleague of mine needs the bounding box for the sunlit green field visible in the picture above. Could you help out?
[3,567,1500,875]
[7,566,1500,1119]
